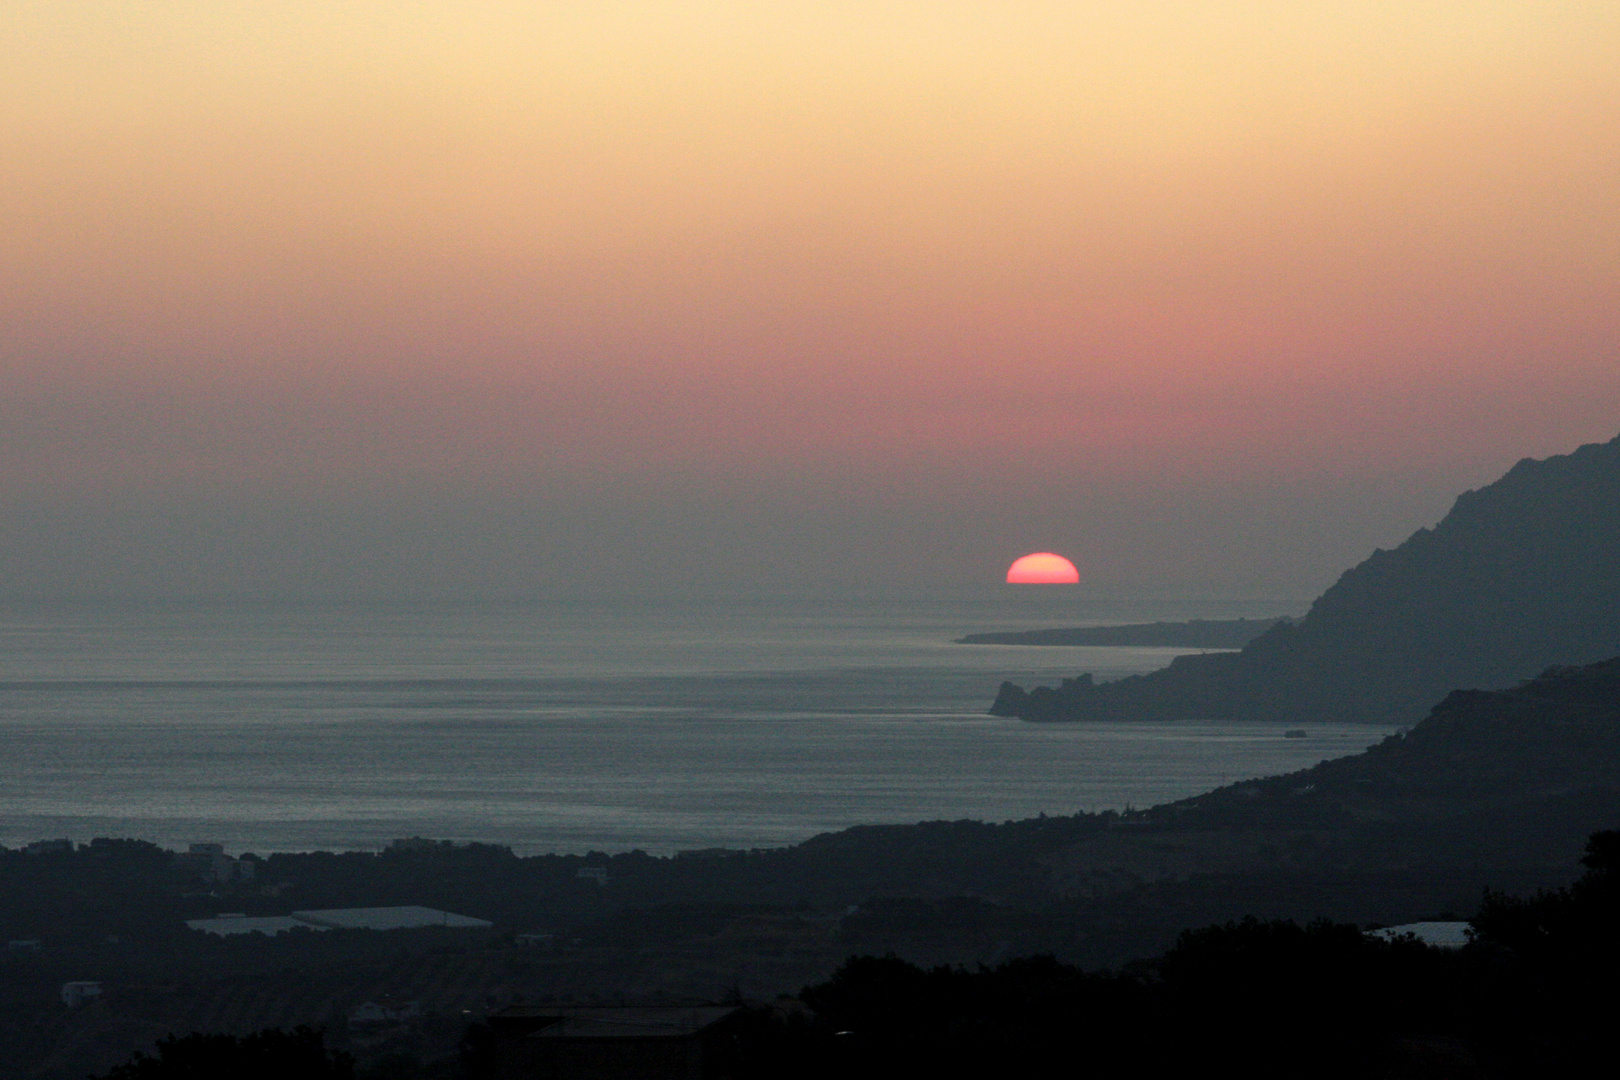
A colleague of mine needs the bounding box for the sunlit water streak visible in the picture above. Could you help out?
[0,600,1388,855]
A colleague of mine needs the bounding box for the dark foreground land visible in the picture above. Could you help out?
[6,655,1620,1077]
[55,836,1620,1079]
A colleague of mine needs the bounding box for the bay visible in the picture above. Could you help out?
[0,598,1389,855]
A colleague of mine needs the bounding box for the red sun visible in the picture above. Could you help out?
[1006,552,1080,584]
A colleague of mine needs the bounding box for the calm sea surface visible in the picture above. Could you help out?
[0,598,1390,855]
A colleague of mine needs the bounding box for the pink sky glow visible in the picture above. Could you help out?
[2,3,1617,599]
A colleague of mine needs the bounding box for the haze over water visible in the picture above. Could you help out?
[0,597,1390,855]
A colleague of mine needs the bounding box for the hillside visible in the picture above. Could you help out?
[1173,656,1620,821]
[992,431,1620,723]
[1010,656,1620,957]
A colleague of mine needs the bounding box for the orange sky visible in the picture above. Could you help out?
[2,3,1617,598]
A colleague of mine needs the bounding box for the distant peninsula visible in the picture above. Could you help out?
[956,617,1289,649]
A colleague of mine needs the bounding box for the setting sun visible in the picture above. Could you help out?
[1006,553,1080,584]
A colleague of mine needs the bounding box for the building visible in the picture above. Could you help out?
[291,906,492,930]
[186,905,491,937]
[176,843,256,883]
[61,981,102,1007]
[488,1005,744,1080]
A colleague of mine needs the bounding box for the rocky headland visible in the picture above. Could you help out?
[956,617,1288,648]
[992,431,1620,724]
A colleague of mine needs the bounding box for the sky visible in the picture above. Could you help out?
[2,2,1617,604]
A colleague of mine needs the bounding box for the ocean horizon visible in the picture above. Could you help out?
[0,596,1388,856]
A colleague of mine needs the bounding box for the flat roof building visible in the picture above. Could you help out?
[62,981,102,1007]
[187,905,490,937]
[292,906,492,931]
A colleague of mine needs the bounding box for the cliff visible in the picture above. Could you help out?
[993,431,1620,723]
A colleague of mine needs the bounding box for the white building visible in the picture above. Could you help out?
[61,981,102,1007]
[180,843,257,883]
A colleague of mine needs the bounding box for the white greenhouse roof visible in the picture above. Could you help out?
[186,915,325,937]
[1366,921,1472,949]
[188,905,491,936]
[291,906,492,930]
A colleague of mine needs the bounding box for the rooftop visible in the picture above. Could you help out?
[292,906,492,931]
[187,905,491,936]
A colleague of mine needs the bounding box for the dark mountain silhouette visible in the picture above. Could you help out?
[992,431,1620,724]
[1023,655,1620,954]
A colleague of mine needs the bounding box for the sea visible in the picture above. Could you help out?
[0,595,1393,856]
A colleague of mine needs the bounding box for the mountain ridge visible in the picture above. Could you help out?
[992,432,1620,724]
